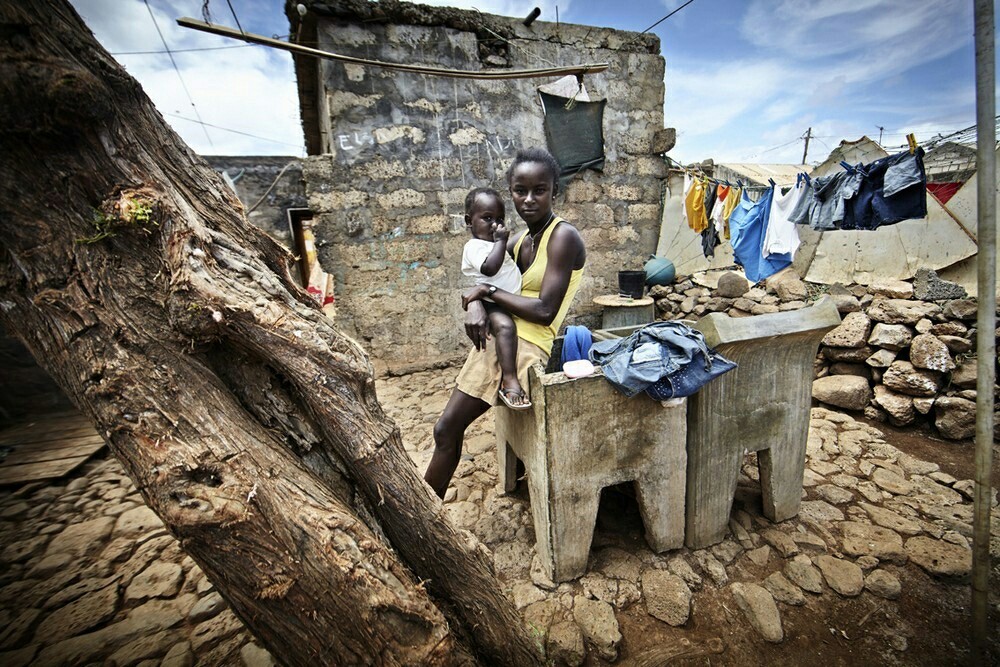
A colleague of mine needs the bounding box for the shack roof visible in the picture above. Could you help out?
[713,163,809,187]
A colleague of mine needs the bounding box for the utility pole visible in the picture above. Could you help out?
[801,127,812,165]
[876,125,885,146]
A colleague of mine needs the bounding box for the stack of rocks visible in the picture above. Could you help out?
[651,266,998,441]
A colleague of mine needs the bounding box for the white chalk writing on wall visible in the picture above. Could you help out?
[337,132,375,151]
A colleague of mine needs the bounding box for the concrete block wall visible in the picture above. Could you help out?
[297,1,667,373]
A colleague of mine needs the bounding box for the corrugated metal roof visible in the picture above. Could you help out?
[714,163,809,186]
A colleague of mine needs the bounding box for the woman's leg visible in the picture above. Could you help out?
[425,389,491,498]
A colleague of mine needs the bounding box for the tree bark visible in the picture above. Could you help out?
[0,2,539,665]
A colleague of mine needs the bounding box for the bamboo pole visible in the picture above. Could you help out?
[177,18,608,81]
[971,0,996,660]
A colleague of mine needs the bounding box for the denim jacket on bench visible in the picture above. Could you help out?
[589,321,716,397]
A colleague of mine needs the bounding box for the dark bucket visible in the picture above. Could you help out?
[618,270,645,299]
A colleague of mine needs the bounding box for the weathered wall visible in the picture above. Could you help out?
[297,1,667,373]
[204,156,306,249]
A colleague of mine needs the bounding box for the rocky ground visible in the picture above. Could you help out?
[1,366,998,665]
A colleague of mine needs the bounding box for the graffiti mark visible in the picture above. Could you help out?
[336,132,375,151]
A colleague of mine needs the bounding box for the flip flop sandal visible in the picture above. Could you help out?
[498,387,532,410]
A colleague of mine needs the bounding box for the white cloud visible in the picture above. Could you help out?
[72,0,305,156]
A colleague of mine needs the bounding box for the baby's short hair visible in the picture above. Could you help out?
[464,187,504,215]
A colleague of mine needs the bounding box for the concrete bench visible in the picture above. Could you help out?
[684,296,841,548]
[495,334,687,583]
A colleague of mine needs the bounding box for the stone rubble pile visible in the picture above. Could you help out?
[652,266,1000,440]
[2,368,997,665]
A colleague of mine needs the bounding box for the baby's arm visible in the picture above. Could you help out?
[479,223,510,277]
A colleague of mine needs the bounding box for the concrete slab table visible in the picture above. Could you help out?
[495,356,687,583]
[685,296,841,549]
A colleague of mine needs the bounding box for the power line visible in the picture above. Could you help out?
[224,0,245,35]
[640,0,696,34]
[112,44,254,55]
[143,0,213,147]
[164,113,303,148]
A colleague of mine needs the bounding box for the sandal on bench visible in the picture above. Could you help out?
[498,387,532,410]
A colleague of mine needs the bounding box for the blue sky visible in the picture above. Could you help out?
[71,0,987,164]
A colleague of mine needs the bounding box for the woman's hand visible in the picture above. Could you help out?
[464,300,490,350]
[461,284,490,310]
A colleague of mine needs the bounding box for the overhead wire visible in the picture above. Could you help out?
[143,0,213,146]
[164,113,303,148]
[224,0,245,35]
[640,0,696,34]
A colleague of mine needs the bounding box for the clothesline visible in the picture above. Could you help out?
[663,155,772,191]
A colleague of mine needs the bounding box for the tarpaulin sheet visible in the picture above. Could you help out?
[540,91,606,182]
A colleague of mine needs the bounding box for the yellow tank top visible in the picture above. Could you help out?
[511,217,584,354]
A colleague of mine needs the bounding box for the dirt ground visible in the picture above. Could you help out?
[0,364,997,666]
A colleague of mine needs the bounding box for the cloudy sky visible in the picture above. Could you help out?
[70,0,985,164]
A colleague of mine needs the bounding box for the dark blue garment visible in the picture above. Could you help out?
[728,187,792,283]
[589,321,734,398]
[561,325,593,368]
[844,148,927,230]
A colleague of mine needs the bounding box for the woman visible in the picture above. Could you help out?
[424,148,587,498]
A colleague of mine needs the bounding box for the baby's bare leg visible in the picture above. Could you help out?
[485,304,525,403]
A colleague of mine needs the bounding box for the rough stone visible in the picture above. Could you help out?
[190,609,244,653]
[814,555,864,596]
[546,621,586,667]
[839,521,907,564]
[829,292,861,314]
[909,334,956,372]
[667,557,702,589]
[126,562,184,602]
[108,630,179,666]
[691,551,728,586]
[730,583,783,642]
[188,591,226,623]
[785,555,824,594]
[867,299,941,325]
[829,362,870,378]
[763,572,805,606]
[822,312,871,348]
[882,361,941,397]
[864,569,902,599]
[869,279,913,299]
[905,536,972,579]
[823,345,876,363]
[240,642,277,667]
[938,334,973,354]
[816,484,854,505]
[774,277,808,302]
[812,375,872,411]
[871,468,914,496]
[912,396,935,415]
[716,271,749,298]
[641,570,691,626]
[867,323,912,351]
[573,596,621,661]
[530,555,558,591]
[934,397,976,440]
[34,583,119,642]
[865,348,898,369]
[43,517,115,559]
[873,385,916,426]
[942,298,977,320]
[113,505,162,537]
[859,503,923,536]
[0,608,42,651]
[913,268,966,301]
[798,500,846,523]
[746,546,771,566]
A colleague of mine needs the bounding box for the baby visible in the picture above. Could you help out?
[460,187,529,409]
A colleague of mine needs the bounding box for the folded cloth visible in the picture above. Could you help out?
[588,321,736,398]
[561,325,593,368]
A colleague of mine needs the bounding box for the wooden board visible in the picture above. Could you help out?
[0,412,105,485]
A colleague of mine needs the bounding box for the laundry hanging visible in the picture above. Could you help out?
[728,185,792,283]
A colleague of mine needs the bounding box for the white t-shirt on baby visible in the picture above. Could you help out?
[461,239,522,296]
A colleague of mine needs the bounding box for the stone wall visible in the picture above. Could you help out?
[297,1,668,373]
[647,267,1000,441]
[204,156,306,250]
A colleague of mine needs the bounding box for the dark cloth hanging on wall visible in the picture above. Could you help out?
[540,91,606,185]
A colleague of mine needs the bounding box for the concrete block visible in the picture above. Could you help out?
[495,360,687,582]
[685,297,841,549]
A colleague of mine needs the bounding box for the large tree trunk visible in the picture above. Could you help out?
[0,2,539,665]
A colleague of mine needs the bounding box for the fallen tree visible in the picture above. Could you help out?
[0,1,538,664]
